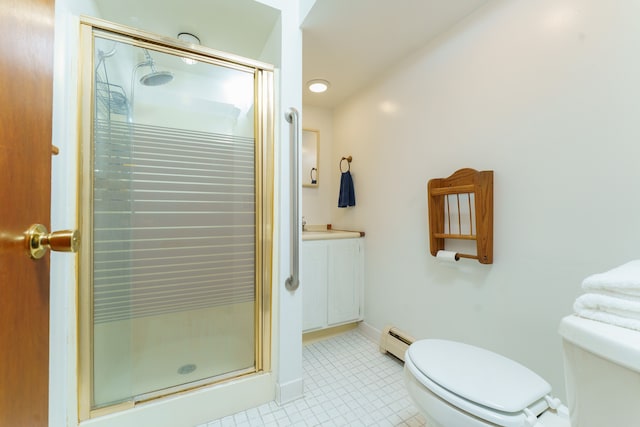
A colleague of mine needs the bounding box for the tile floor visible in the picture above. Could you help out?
[198,328,426,427]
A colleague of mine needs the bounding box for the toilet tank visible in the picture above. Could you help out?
[559,315,640,427]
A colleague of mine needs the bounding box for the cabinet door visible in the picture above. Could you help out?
[327,239,363,325]
[301,241,328,331]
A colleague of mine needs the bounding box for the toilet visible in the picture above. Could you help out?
[404,315,640,427]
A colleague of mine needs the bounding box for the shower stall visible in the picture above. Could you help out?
[78,19,274,418]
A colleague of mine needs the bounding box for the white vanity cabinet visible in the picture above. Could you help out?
[301,237,364,332]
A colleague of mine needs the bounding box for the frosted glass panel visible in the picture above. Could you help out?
[91,33,258,408]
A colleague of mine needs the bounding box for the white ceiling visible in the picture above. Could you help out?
[92,0,489,109]
[93,0,281,60]
[301,0,489,108]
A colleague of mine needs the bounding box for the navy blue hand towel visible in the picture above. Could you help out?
[338,171,356,208]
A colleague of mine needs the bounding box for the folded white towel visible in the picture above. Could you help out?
[574,293,640,331]
[587,289,640,303]
[582,260,640,297]
[574,309,640,332]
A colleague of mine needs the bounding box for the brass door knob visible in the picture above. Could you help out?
[25,224,80,259]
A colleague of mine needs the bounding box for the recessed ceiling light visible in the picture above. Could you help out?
[307,79,330,93]
[177,32,201,65]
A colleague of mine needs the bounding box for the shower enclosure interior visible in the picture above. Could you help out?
[79,21,273,416]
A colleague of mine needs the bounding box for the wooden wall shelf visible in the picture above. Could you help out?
[427,168,494,264]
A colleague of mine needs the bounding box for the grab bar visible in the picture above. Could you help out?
[285,107,300,291]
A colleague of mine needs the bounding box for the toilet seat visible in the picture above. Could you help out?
[405,339,554,427]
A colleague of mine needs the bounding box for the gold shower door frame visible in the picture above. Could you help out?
[77,18,274,420]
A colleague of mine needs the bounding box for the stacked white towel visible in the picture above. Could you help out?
[574,260,640,331]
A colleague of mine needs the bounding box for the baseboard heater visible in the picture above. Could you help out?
[379,326,415,362]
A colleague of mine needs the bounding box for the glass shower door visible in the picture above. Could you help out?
[79,22,273,415]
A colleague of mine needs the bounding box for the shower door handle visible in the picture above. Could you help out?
[25,224,80,259]
[284,107,300,291]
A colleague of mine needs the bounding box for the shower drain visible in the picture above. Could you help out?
[177,363,197,375]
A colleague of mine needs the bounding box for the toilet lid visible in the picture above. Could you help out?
[407,339,552,413]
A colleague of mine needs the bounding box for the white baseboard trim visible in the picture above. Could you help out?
[357,322,381,344]
[275,377,304,405]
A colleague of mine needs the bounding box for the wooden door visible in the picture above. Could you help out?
[0,0,55,425]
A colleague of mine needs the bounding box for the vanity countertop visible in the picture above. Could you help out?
[302,224,364,241]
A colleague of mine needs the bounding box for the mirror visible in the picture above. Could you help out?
[302,129,319,187]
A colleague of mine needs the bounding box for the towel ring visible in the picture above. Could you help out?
[340,156,352,172]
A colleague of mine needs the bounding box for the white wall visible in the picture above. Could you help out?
[271,0,305,405]
[51,2,99,424]
[302,105,334,225]
[330,0,640,400]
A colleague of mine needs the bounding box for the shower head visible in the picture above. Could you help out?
[129,48,174,116]
[140,70,174,86]
[137,49,174,86]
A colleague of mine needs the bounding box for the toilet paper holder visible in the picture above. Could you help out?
[427,168,493,264]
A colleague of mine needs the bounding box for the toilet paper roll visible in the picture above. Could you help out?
[436,250,460,263]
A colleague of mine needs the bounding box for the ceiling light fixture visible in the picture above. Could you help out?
[177,32,201,65]
[307,79,330,93]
